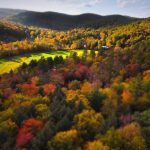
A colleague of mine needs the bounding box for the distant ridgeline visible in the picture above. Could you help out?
[0,8,140,30]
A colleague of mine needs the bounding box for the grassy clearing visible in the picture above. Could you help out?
[0,50,85,74]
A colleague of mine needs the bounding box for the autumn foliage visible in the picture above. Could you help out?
[16,118,44,149]
[0,19,149,150]
[43,83,56,95]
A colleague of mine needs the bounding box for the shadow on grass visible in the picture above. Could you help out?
[0,50,74,66]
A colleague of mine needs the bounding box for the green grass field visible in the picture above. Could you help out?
[0,50,85,74]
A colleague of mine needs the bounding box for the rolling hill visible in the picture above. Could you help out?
[8,11,139,30]
[0,8,26,18]
[0,20,29,42]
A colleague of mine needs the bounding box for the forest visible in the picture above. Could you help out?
[0,18,150,150]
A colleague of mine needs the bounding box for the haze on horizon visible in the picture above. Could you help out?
[0,0,150,18]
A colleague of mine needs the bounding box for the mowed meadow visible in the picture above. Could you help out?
[0,50,85,74]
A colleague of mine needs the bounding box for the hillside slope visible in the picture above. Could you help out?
[0,20,29,42]
[8,11,138,30]
[0,8,26,18]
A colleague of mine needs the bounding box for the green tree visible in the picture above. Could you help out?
[101,123,148,150]
[48,129,80,150]
[134,109,150,148]
[31,85,74,150]
[74,109,104,140]
[0,119,18,150]
[88,90,106,112]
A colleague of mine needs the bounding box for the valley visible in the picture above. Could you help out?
[0,7,149,150]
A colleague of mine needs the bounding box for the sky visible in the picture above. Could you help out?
[0,0,150,18]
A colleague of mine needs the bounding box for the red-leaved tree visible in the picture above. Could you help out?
[16,118,44,149]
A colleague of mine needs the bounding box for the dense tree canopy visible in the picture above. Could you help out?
[0,18,149,150]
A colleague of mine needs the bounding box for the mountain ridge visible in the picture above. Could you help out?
[0,8,141,30]
[0,8,26,18]
[8,11,139,30]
